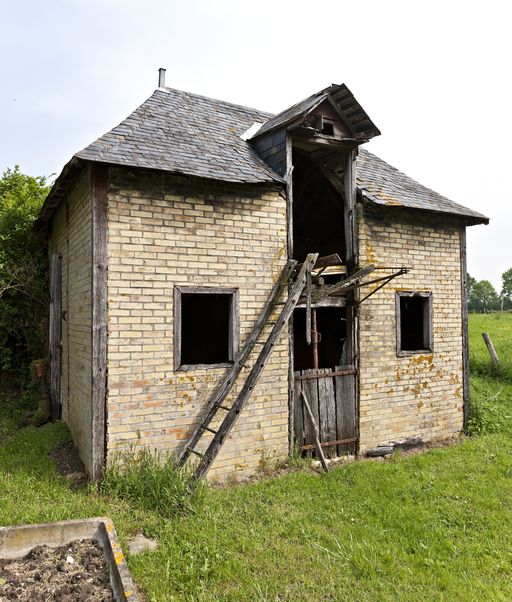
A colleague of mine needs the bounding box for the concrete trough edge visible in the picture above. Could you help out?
[0,517,139,601]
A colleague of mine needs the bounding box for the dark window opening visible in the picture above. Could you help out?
[397,293,432,354]
[322,121,335,136]
[293,307,347,371]
[175,288,238,369]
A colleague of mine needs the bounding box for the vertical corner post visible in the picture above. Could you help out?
[285,133,296,452]
[91,164,108,482]
[460,226,470,430]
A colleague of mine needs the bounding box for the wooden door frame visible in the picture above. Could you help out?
[286,138,360,453]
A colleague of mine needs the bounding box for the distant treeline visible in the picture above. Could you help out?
[468,270,512,313]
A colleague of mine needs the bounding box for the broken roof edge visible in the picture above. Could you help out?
[357,188,490,226]
[252,83,381,141]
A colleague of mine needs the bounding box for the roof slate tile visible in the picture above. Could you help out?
[52,85,488,224]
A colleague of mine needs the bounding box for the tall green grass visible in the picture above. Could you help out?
[101,445,205,518]
[0,313,511,600]
[468,312,512,435]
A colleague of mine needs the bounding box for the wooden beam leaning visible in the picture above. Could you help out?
[90,164,108,483]
[482,332,501,367]
[192,253,318,480]
[301,390,328,472]
[307,264,375,305]
[177,259,298,468]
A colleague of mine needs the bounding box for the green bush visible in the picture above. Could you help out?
[101,444,205,518]
[0,166,50,374]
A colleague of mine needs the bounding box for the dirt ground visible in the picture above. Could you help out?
[50,440,88,488]
[0,539,113,601]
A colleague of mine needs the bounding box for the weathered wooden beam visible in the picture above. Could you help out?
[344,149,356,268]
[49,253,62,421]
[306,269,312,345]
[295,367,356,380]
[90,164,108,483]
[460,227,470,429]
[286,134,295,453]
[301,390,328,472]
[482,332,501,367]
[307,264,375,304]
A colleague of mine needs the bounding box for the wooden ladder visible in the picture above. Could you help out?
[178,252,318,480]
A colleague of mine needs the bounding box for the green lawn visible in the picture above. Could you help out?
[1,314,511,601]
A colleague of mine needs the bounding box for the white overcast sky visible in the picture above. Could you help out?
[1,0,510,289]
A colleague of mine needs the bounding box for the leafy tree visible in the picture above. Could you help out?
[469,279,500,313]
[501,268,512,310]
[0,166,50,372]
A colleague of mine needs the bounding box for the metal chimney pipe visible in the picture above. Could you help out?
[158,68,166,88]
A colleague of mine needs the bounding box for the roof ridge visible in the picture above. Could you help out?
[158,86,275,119]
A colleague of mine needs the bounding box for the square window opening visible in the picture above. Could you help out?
[175,288,238,369]
[397,293,432,355]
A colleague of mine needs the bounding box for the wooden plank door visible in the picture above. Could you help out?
[294,366,357,457]
[49,253,62,421]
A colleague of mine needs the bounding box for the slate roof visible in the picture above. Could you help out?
[356,149,488,224]
[41,85,488,225]
[75,88,281,185]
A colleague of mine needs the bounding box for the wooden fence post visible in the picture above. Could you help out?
[482,332,501,367]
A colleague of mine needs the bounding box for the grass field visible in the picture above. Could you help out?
[0,314,511,601]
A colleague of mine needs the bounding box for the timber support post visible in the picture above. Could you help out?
[482,332,501,367]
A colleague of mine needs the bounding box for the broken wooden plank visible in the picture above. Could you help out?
[308,264,375,304]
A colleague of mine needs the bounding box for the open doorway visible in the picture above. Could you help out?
[292,149,345,264]
[290,145,357,458]
[293,307,347,371]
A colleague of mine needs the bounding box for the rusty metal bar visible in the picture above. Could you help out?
[302,436,358,450]
[312,308,319,369]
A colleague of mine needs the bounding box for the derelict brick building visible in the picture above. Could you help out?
[39,75,488,480]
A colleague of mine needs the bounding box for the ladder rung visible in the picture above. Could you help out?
[188,448,204,457]
[216,404,231,411]
[202,426,217,434]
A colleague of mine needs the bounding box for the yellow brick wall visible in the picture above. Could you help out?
[49,166,94,474]
[106,168,289,480]
[357,204,464,450]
